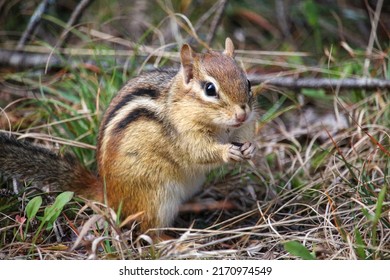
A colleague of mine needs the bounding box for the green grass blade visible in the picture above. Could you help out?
[354,228,368,259]
[371,185,387,248]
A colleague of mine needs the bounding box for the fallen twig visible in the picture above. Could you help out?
[16,0,57,50]
[363,0,383,76]
[206,0,228,45]
[1,48,389,90]
[179,200,235,213]
[249,75,390,90]
[56,0,94,49]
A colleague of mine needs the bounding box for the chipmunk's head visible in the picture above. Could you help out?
[179,38,255,129]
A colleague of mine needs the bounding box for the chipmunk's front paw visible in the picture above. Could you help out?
[224,142,256,162]
[240,141,256,159]
[226,143,246,162]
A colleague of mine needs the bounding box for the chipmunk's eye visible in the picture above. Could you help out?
[204,82,218,97]
[247,79,252,96]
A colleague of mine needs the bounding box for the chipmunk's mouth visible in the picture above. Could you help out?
[227,122,243,128]
[219,118,246,128]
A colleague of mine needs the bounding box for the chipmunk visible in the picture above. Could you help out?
[0,38,257,233]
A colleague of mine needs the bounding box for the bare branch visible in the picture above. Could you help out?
[56,0,94,48]
[206,0,228,46]
[16,0,57,50]
[2,49,62,69]
[248,75,390,90]
[363,0,384,76]
[1,48,389,90]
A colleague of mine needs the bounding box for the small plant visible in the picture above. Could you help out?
[25,192,74,246]
[284,241,316,260]
[24,196,42,239]
[357,185,388,259]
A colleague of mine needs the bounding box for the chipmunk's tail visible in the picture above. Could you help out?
[0,132,103,201]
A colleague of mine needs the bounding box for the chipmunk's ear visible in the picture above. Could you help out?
[224,37,235,58]
[180,43,195,84]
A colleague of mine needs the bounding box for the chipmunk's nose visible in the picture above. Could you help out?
[235,105,248,123]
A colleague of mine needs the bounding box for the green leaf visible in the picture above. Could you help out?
[372,185,387,247]
[25,196,42,220]
[301,88,327,99]
[361,208,375,222]
[43,191,74,230]
[312,149,331,170]
[374,186,386,222]
[354,228,367,259]
[260,95,287,123]
[302,0,319,28]
[284,241,316,260]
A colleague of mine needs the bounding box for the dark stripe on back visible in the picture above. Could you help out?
[114,107,162,133]
[103,88,159,130]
